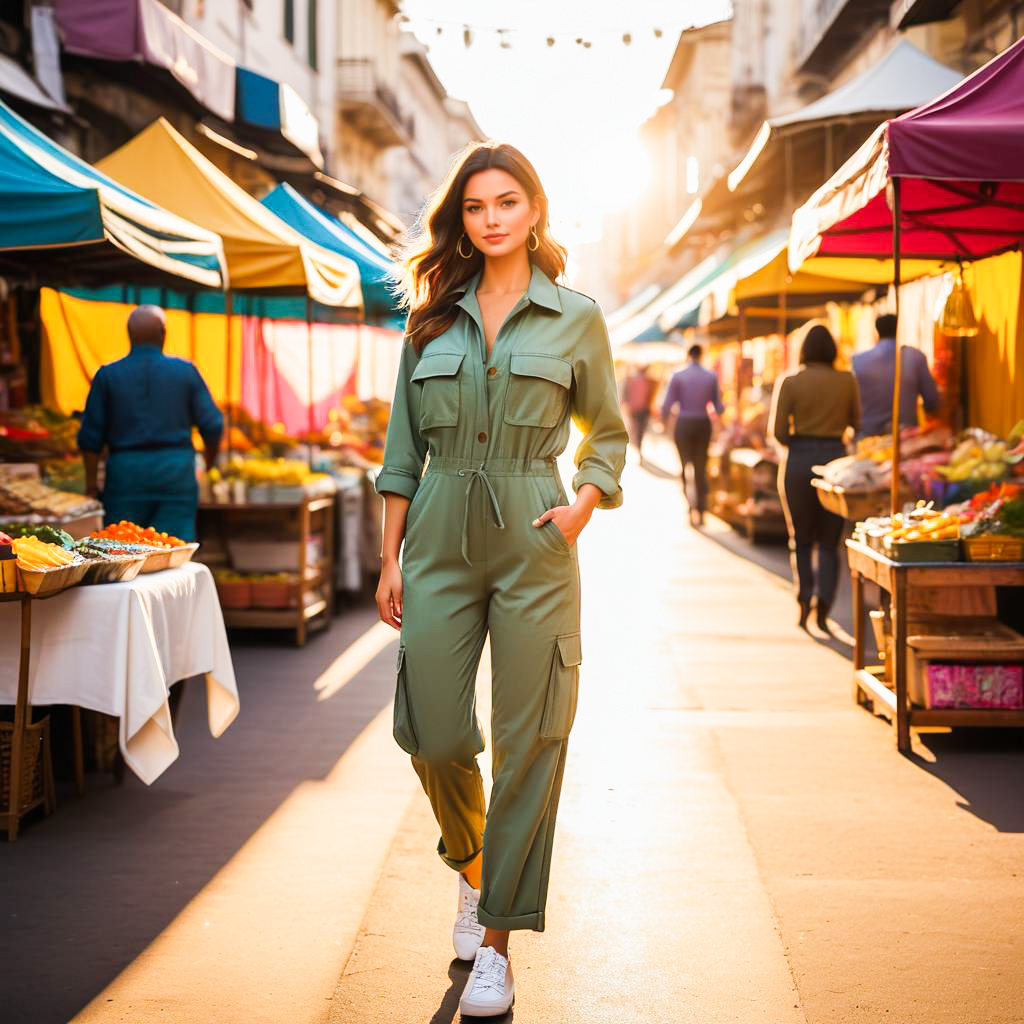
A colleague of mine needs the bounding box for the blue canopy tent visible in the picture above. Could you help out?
[0,99,225,288]
[261,183,399,325]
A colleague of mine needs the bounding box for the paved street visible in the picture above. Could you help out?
[4,449,1024,1023]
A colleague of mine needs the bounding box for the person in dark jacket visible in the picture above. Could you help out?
[77,305,223,542]
[768,325,860,632]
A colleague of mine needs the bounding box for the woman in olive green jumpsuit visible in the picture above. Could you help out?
[375,142,626,1017]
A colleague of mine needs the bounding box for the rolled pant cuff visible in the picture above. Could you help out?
[476,907,545,932]
[436,838,482,872]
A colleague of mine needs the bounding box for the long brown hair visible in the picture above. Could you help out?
[396,142,567,353]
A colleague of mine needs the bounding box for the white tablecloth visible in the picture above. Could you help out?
[0,562,239,785]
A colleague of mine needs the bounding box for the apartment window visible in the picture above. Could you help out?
[284,0,294,44]
[685,155,699,195]
[307,0,317,69]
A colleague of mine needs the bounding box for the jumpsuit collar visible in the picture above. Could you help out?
[453,264,564,317]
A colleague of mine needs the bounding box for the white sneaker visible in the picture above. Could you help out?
[459,945,514,1018]
[453,874,486,961]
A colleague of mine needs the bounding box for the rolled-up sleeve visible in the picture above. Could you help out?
[571,304,628,509]
[77,369,109,454]
[375,340,427,501]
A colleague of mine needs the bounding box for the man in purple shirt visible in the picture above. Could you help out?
[852,313,940,438]
[661,343,724,526]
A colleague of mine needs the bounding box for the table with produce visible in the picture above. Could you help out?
[0,520,239,839]
[813,421,1024,521]
[844,475,1024,753]
[197,456,338,645]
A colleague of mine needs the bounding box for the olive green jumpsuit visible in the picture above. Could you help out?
[375,265,627,932]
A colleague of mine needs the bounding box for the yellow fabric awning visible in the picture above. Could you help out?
[97,118,362,308]
[40,288,242,414]
[734,247,946,305]
[734,249,866,303]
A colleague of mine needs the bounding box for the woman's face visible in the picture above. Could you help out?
[461,168,539,259]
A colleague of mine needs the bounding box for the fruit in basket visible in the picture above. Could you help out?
[885,503,961,543]
[92,521,185,548]
[12,535,76,569]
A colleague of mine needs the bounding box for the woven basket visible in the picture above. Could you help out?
[963,535,1024,562]
[0,717,49,815]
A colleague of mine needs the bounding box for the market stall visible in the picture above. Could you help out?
[199,457,337,645]
[0,528,238,839]
[788,37,1024,749]
[94,118,379,628]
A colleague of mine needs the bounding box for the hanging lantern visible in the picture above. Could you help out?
[546,36,555,46]
[463,26,472,46]
[623,33,632,45]
[939,264,980,337]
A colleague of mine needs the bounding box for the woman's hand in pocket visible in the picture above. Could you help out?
[376,559,404,629]
[532,502,590,547]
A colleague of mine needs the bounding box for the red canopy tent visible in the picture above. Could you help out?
[790,35,1024,513]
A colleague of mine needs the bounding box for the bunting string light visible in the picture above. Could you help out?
[398,10,692,49]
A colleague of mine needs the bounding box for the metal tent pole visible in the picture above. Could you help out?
[225,290,234,461]
[307,295,315,470]
[890,178,903,518]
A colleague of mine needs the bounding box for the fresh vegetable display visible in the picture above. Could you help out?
[91,522,185,548]
[75,538,155,560]
[956,483,1024,537]
[12,535,77,569]
[0,522,75,549]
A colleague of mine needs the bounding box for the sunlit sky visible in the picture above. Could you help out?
[403,0,731,247]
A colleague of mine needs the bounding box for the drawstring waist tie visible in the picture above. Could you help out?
[425,457,558,565]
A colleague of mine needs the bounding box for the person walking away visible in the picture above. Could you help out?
[77,305,223,542]
[374,142,627,1017]
[852,312,939,438]
[768,325,860,633]
[661,343,723,526]
[622,365,656,462]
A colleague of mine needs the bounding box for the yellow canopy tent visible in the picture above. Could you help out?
[97,118,362,308]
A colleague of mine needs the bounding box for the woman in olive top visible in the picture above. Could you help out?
[374,142,627,1017]
[768,325,860,633]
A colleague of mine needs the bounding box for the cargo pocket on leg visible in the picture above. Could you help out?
[539,633,582,740]
[393,646,420,755]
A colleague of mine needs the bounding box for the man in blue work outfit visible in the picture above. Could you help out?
[853,313,940,438]
[77,305,223,542]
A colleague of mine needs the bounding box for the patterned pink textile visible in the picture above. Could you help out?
[927,664,1024,709]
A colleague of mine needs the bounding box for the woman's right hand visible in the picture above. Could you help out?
[376,559,404,630]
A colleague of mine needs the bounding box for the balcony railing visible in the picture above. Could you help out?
[336,58,414,146]
[796,0,889,75]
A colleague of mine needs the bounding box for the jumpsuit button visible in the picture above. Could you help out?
[478,431,488,443]
[487,367,497,378]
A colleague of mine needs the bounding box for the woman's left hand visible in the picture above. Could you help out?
[532,501,592,547]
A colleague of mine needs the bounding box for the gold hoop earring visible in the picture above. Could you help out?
[528,228,540,252]
[457,234,473,259]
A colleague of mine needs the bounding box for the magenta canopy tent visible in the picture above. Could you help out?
[789,36,1024,518]
[790,34,1024,270]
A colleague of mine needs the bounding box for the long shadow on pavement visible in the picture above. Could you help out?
[0,606,396,1024]
[909,729,1024,833]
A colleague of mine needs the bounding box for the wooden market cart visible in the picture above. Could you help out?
[709,447,788,542]
[847,538,1024,753]
[197,494,336,646]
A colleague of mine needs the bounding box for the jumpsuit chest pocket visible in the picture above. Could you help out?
[539,632,583,740]
[504,353,572,429]
[412,351,465,430]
